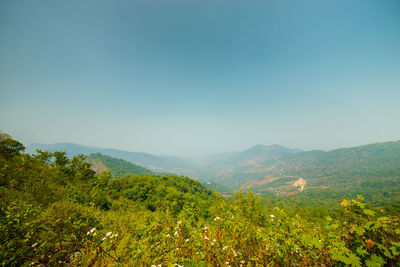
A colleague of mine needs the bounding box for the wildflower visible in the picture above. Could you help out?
[231,215,235,219]
[166,234,170,237]
[102,237,106,241]
[87,228,96,235]
[270,215,275,218]
[106,232,112,237]
[366,239,374,249]
[202,226,209,230]
[31,243,38,248]
[204,236,209,240]
[223,246,228,250]
[231,248,238,257]
[225,262,230,265]
[185,239,189,243]
[240,260,245,264]
[214,216,221,221]
[174,231,178,236]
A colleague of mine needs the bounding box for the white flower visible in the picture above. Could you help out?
[31,243,38,248]
[270,215,275,218]
[214,216,221,221]
[106,232,112,237]
[240,260,245,264]
[174,231,178,236]
[185,239,189,243]
[225,262,230,265]
[204,236,209,240]
[231,248,238,257]
[202,226,209,230]
[166,234,170,237]
[223,246,229,250]
[102,237,106,241]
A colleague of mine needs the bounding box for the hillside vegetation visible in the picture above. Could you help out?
[86,153,154,179]
[3,133,400,266]
[28,141,400,207]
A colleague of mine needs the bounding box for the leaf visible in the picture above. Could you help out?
[365,255,385,267]
[390,246,399,256]
[363,209,375,216]
[346,253,362,267]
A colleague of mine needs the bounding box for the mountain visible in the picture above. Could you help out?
[27,140,400,205]
[221,141,400,206]
[86,153,153,179]
[196,144,301,182]
[27,142,197,175]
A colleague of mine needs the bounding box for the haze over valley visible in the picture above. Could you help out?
[28,140,400,206]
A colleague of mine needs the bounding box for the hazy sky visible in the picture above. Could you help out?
[1,0,399,156]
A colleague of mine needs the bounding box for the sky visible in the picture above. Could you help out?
[1,0,400,156]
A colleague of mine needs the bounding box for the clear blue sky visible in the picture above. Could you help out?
[1,0,399,156]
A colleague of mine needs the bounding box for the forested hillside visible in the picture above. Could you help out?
[27,142,196,175]
[86,153,154,178]
[28,141,400,207]
[2,133,400,266]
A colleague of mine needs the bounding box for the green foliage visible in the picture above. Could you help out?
[86,153,153,179]
[1,134,399,266]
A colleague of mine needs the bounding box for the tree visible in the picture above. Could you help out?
[0,132,25,160]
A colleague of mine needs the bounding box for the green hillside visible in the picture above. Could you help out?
[207,141,400,206]
[2,133,400,266]
[27,142,197,175]
[86,153,153,178]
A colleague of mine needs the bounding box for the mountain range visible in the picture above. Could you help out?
[27,140,400,204]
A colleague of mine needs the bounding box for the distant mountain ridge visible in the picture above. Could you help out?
[27,140,400,204]
[27,142,196,175]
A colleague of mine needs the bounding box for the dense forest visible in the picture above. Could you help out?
[1,133,400,266]
[86,153,154,179]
